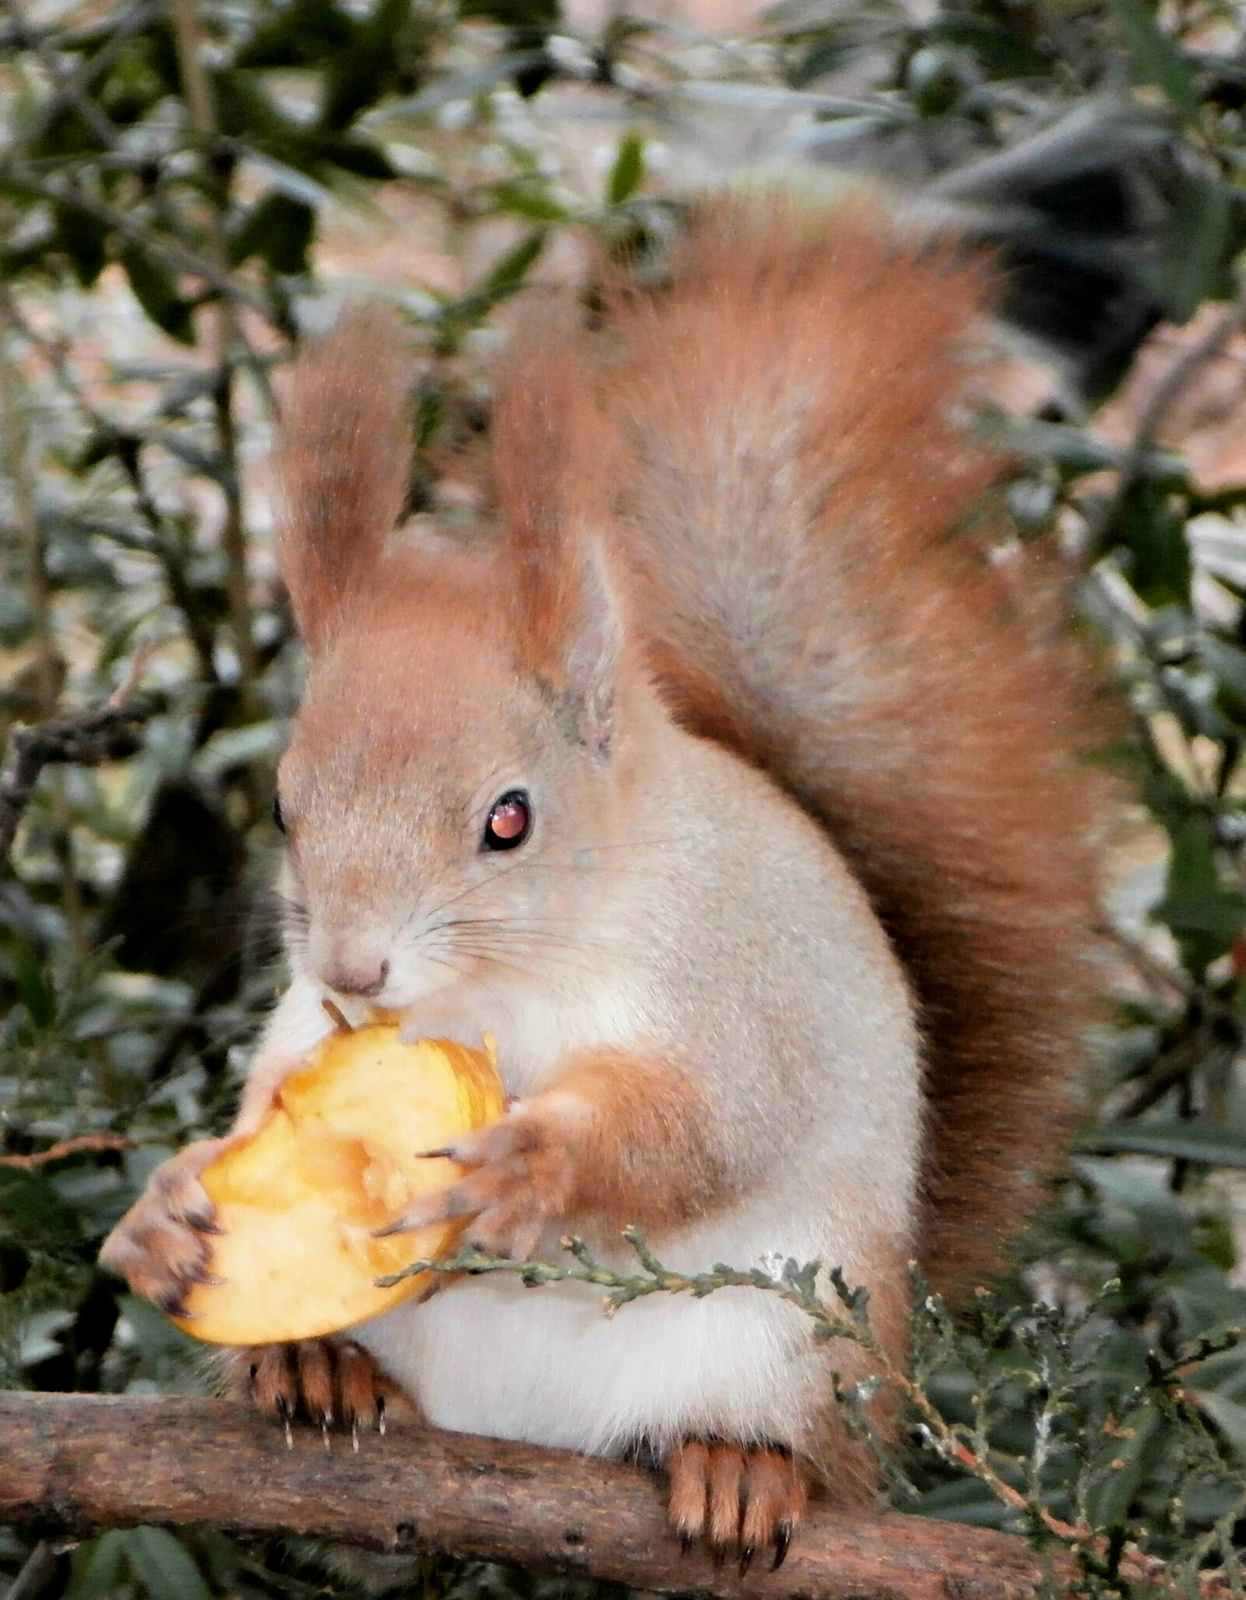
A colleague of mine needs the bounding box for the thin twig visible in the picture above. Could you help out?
[0,696,161,869]
[1098,919,1195,1001]
[1,0,120,150]
[4,1540,65,1600]
[0,1132,136,1169]
[0,285,57,712]
[1096,297,1246,544]
[0,281,91,950]
[0,165,273,321]
[1127,299,1246,466]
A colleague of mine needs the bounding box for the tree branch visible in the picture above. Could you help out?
[0,1394,1057,1600]
[0,696,160,869]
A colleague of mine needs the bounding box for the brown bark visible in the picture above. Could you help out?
[0,1393,1058,1600]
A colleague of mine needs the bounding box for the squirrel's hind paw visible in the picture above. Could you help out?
[665,1440,807,1572]
[223,1339,420,1441]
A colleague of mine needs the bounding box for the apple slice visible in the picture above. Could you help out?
[175,1025,505,1345]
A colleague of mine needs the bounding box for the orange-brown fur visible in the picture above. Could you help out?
[548,1053,727,1233]
[486,321,625,682]
[270,186,1105,1392]
[270,202,1106,1305]
[273,304,413,652]
[416,1051,727,1251]
[580,196,1110,1298]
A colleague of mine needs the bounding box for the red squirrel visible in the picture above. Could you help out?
[102,192,1108,1565]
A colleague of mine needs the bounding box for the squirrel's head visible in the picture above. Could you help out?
[271,306,637,1011]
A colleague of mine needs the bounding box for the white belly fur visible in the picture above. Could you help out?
[347,1195,862,1459]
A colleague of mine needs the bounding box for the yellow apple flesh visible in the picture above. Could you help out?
[175,1027,505,1345]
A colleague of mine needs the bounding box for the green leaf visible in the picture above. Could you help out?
[308,133,395,180]
[1154,174,1234,323]
[119,245,195,346]
[490,182,570,222]
[1112,483,1191,607]
[1106,0,1198,118]
[1191,1390,1246,1463]
[925,16,1050,76]
[322,0,413,128]
[230,192,315,275]
[1197,1211,1238,1272]
[476,233,547,304]
[0,1168,82,1250]
[1152,814,1246,970]
[323,44,387,131]
[459,0,558,29]
[1158,887,1246,971]
[122,1528,213,1600]
[1085,1409,1160,1530]
[1080,1121,1246,1168]
[370,51,548,121]
[1164,813,1219,897]
[64,1531,131,1600]
[10,935,58,1029]
[909,1476,1012,1527]
[1201,635,1246,714]
[235,0,356,70]
[55,203,109,287]
[1000,418,1120,479]
[607,134,645,206]
[192,719,287,779]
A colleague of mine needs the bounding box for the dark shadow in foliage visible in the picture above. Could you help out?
[97,780,249,995]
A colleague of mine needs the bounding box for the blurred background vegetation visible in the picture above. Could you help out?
[3,0,1246,1591]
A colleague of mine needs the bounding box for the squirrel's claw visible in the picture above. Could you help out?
[665,1440,807,1566]
[222,1338,420,1437]
[373,1185,478,1236]
[377,1099,578,1259]
[100,1139,225,1314]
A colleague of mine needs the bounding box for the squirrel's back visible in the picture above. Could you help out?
[581,194,1110,1297]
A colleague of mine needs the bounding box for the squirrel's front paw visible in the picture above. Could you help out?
[220,1339,420,1440]
[377,1096,580,1260]
[666,1440,808,1572]
[100,1139,227,1317]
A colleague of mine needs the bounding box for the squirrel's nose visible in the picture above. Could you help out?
[323,956,390,999]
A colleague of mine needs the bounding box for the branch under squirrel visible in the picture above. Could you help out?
[0,1394,1057,1600]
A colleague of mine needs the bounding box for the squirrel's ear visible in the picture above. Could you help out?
[273,306,411,652]
[559,534,623,756]
[492,321,622,756]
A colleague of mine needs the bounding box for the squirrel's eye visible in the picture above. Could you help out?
[272,793,286,834]
[483,790,531,852]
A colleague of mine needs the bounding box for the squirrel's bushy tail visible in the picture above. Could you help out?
[599,194,1110,1298]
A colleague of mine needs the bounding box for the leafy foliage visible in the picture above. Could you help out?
[1,0,1246,1594]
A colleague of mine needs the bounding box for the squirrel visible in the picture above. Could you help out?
[102,190,1108,1567]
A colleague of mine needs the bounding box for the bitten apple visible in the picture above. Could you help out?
[172,1025,505,1345]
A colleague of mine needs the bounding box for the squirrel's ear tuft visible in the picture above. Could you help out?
[561,533,623,757]
[273,305,412,651]
[492,320,621,755]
